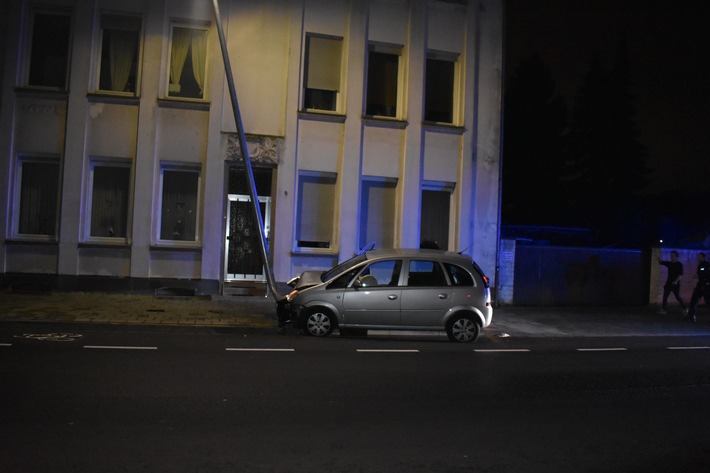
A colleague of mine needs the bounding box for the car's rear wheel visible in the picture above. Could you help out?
[302,308,335,337]
[446,314,480,342]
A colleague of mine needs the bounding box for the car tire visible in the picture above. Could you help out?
[446,314,480,343]
[302,307,336,337]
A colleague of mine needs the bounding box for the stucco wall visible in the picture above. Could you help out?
[0,0,504,294]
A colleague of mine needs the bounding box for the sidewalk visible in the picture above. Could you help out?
[2,290,709,337]
[0,291,276,328]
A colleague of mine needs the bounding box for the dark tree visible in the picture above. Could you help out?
[502,54,568,225]
[564,37,649,244]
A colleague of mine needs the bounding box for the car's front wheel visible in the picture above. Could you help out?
[446,314,480,342]
[302,307,336,337]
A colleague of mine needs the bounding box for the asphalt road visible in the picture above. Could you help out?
[2,324,710,472]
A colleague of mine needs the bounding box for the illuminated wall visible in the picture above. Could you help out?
[0,0,503,292]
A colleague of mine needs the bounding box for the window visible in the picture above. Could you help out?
[14,157,61,238]
[444,263,474,287]
[365,45,401,117]
[424,55,457,123]
[87,161,131,239]
[97,14,141,94]
[358,260,402,287]
[295,172,336,249]
[159,167,200,242]
[303,35,342,112]
[407,260,447,287]
[27,10,72,89]
[168,25,208,99]
[359,179,396,249]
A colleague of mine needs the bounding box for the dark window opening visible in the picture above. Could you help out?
[424,58,455,123]
[366,51,399,117]
[29,12,71,88]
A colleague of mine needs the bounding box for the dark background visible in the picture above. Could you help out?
[503,0,710,247]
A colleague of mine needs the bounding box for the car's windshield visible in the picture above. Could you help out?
[322,254,367,282]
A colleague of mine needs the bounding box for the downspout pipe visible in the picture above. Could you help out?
[211,0,281,299]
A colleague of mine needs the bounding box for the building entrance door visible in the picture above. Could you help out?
[420,189,450,250]
[225,194,271,281]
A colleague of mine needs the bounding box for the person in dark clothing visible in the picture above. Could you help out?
[658,251,687,315]
[686,252,710,322]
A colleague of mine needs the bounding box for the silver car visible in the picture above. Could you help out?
[277,249,492,342]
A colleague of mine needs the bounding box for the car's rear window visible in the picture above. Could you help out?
[444,263,474,286]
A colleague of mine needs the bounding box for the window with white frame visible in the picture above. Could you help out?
[303,34,343,112]
[26,9,72,89]
[359,178,396,249]
[365,44,402,118]
[424,54,458,123]
[14,157,61,238]
[159,166,200,242]
[295,172,337,249]
[97,14,141,94]
[167,24,208,99]
[87,160,131,240]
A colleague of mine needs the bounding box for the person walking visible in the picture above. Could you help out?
[686,252,710,322]
[658,250,687,315]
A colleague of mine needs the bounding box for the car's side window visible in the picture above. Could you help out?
[407,260,448,287]
[444,263,474,287]
[358,260,402,287]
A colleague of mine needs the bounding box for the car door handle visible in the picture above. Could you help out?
[388,295,398,300]
[438,294,448,299]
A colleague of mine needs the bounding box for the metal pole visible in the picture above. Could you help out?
[211,0,281,299]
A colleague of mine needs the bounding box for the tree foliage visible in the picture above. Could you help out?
[503,39,650,246]
[502,54,567,225]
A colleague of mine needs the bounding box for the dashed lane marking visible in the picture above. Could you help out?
[226,348,295,352]
[474,349,531,353]
[1,343,12,347]
[356,349,419,353]
[577,348,627,352]
[83,345,157,350]
[667,346,710,350]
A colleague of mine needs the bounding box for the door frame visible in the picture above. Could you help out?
[224,194,272,282]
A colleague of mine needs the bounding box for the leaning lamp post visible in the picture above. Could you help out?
[210,0,280,299]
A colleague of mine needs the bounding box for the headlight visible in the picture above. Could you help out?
[286,289,299,302]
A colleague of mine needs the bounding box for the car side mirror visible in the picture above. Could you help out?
[354,275,378,289]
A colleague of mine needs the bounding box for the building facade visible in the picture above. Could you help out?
[0,0,503,295]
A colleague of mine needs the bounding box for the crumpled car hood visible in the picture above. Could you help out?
[291,270,324,290]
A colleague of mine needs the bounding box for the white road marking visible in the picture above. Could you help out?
[0,343,12,347]
[226,348,295,352]
[577,348,627,352]
[83,345,157,350]
[474,349,530,353]
[667,346,710,350]
[356,349,419,353]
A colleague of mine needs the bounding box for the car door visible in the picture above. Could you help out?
[400,259,452,327]
[341,259,402,327]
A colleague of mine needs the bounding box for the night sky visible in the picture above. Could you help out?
[504,0,710,197]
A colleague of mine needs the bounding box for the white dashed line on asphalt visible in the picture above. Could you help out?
[577,348,627,352]
[0,343,12,347]
[356,349,420,353]
[667,346,710,350]
[474,349,531,353]
[83,345,157,350]
[226,348,295,352]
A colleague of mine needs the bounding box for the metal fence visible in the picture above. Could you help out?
[513,246,649,306]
